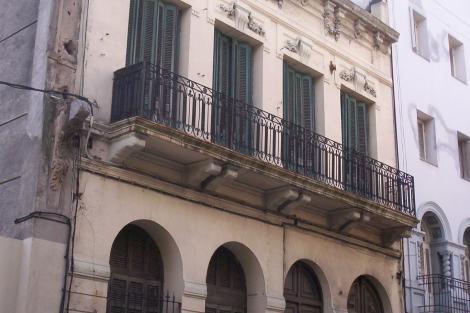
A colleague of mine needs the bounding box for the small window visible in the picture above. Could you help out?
[410,9,429,59]
[458,132,470,181]
[417,111,437,165]
[448,35,467,82]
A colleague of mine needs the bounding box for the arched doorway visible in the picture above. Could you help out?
[421,212,445,276]
[347,277,383,313]
[463,228,470,281]
[284,261,323,313]
[107,224,164,313]
[206,247,247,313]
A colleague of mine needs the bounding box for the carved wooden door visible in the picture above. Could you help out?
[347,278,383,313]
[206,247,247,313]
[284,262,323,313]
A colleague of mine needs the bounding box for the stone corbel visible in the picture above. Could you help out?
[374,31,389,53]
[266,186,311,214]
[354,20,366,39]
[201,165,239,192]
[284,37,313,59]
[328,208,370,233]
[381,226,412,247]
[219,2,236,17]
[186,159,222,188]
[323,1,343,41]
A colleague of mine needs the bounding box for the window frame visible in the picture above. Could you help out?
[448,34,467,83]
[410,8,430,60]
[417,111,438,166]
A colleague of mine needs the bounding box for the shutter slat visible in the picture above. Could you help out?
[142,0,157,64]
[301,75,314,130]
[161,4,178,71]
[237,43,252,104]
[356,102,368,155]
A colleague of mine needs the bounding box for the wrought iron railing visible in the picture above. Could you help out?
[108,291,181,313]
[418,275,470,313]
[111,62,416,216]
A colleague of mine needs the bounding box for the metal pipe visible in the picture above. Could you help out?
[15,211,71,313]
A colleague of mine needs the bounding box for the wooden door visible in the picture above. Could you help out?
[284,262,323,313]
[347,277,383,313]
[206,247,247,313]
[108,225,164,313]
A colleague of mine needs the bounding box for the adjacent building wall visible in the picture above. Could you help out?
[390,0,470,312]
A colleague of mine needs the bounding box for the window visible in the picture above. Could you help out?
[126,0,179,71]
[410,9,429,59]
[458,132,470,180]
[417,111,437,165]
[283,63,315,130]
[448,35,467,82]
[213,29,253,104]
[341,92,369,155]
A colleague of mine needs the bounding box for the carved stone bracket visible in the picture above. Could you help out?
[374,31,389,53]
[381,226,411,247]
[284,37,312,59]
[339,67,377,98]
[354,20,366,39]
[220,2,265,36]
[323,1,343,41]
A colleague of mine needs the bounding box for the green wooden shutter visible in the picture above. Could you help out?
[159,3,178,71]
[126,0,140,65]
[356,101,368,154]
[284,66,296,123]
[301,75,314,130]
[141,0,159,64]
[236,43,252,104]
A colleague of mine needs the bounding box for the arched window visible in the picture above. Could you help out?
[420,212,445,276]
[464,228,470,281]
[205,247,247,313]
[347,277,383,313]
[107,225,164,313]
[284,261,323,313]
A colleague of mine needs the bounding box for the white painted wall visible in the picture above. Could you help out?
[390,0,470,311]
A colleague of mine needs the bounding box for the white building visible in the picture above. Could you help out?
[389,0,470,312]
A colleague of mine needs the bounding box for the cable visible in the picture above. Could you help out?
[0,20,38,45]
[0,80,96,115]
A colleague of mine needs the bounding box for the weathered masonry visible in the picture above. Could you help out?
[0,1,417,313]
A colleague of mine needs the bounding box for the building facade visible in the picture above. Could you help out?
[0,1,417,313]
[389,1,470,312]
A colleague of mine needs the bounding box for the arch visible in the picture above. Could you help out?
[347,275,391,313]
[457,218,470,245]
[284,261,323,313]
[417,202,452,241]
[284,258,333,313]
[205,241,266,313]
[108,220,184,299]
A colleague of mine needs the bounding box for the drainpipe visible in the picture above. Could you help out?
[15,212,71,313]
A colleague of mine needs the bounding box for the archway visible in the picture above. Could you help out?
[421,212,445,275]
[107,224,164,313]
[284,261,323,313]
[347,276,383,313]
[205,247,247,313]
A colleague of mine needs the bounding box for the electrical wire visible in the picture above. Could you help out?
[0,20,38,44]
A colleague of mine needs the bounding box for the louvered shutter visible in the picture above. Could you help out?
[109,278,127,313]
[141,0,159,64]
[236,43,252,104]
[356,102,368,155]
[126,0,140,65]
[159,4,178,71]
[301,75,314,130]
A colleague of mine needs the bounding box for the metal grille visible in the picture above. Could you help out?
[111,62,416,217]
[418,274,470,313]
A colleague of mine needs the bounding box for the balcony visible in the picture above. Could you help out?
[104,62,416,246]
[419,275,470,313]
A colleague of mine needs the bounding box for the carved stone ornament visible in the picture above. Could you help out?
[364,81,377,97]
[323,0,343,41]
[284,37,312,59]
[374,31,389,53]
[271,0,283,8]
[247,13,265,36]
[339,68,355,82]
[220,2,265,36]
[354,20,366,39]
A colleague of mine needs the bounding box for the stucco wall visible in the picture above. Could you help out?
[69,170,404,313]
[80,0,397,166]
